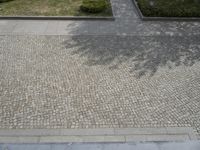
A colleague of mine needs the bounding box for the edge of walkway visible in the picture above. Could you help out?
[0,127,198,143]
[0,16,115,21]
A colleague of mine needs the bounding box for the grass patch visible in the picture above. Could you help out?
[136,0,200,17]
[0,0,112,16]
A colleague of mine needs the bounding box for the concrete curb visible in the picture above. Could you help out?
[0,127,197,143]
[0,16,115,21]
[132,0,200,21]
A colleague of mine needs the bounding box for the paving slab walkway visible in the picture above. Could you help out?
[0,141,200,150]
[0,0,200,142]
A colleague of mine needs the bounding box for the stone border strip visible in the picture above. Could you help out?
[132,0,200,21]
[0,127,197,143]
[0,16,115,21]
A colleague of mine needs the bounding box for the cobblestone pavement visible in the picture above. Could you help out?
[0,35,200,137]
[0,0,200,140]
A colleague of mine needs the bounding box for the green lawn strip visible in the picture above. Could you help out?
[137,0,200,17]
[0,0,112,16]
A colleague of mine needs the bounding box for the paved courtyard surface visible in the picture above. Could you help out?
[0,0,200,140]
[0,35,200,136]
[0,141,200,150]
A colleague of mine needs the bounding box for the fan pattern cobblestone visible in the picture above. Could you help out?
[0,35,200,137]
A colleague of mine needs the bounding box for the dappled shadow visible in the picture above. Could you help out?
[63,35,200,78]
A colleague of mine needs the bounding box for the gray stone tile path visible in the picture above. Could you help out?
[0,127,197,143]
[0,0,200,141]
[0,141,200,150]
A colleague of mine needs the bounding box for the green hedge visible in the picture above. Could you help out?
[137,0,200,17]
[0,0,11,3]
[80,0,108,13]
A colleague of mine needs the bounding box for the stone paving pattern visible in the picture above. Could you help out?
[0,0,200,138]
[0,35,200,136]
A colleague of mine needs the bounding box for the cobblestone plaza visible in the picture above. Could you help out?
[0,0,200,141]
[0,35,200,137]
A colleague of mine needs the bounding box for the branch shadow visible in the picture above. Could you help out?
[63,35,200,78]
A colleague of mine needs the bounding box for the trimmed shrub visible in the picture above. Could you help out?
[0,0,11,3]
[80,0,108,13]
[137,0,200,17]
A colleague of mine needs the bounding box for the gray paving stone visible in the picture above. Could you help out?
[125,134,190,142]
[0,20,18,33]
[144,134,190,142]
[114,128,167,135]
[39,136,84,143]
[165,127,194,134]
[125,135,146,142]
[0,142,200,150]
[0,137,39,144]
[39,135,125,143]
[58,129,115,136]
[0,35,200,139]
[160,142,200,150]
[0,127,196,143]
[2,144,52,150]
[56,21,88,35]
[0,21,8,27]
[45,21,59,35]
[129,143,160,150]
[13,21,48,34]
[114,9,139,19]
[0,129,115,136]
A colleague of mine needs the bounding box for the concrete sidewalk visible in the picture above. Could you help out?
[0,127,197,143]
[0,141,200,150]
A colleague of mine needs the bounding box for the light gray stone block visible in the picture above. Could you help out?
[0,137,39,144]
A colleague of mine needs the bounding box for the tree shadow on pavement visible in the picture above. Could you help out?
[63,35,200,78]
